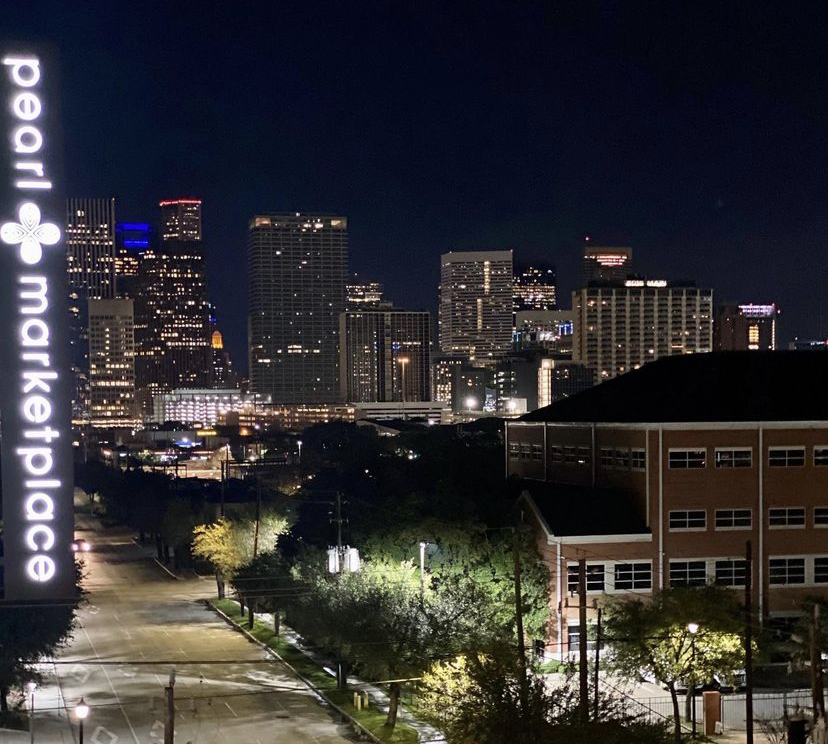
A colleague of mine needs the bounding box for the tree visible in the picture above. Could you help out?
[604,585,748,742]
[233,550,300,632]
[192,517,240,599]
[419,652,671,743]
[193,510,289,599]
[0,562,84,714]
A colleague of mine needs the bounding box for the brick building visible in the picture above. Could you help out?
[505,351,828,656]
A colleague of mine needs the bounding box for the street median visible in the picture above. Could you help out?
[206,598,420,744]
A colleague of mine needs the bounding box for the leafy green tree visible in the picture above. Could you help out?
[160,497,203,571]
[193,510,289,598]
[419,653,671,743]
[233,550,301,632]
[604,585,748,742]
[193,517,240,598]
[359,521,551,641]
[0,562,84,714]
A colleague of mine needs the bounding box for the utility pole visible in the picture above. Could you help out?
[219,453,226,517]
[578,558,589,724]
[812,603,825,720]
[253,462,261,559]
[330,491,347,689]
[593,606,602,722]
[745,540,754,744]
[164,669,175,744]
[512,528,529,718]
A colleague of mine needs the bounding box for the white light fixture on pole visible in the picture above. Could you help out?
[687,623,699,737]
[74,698,89,744]
[26,682,36,744]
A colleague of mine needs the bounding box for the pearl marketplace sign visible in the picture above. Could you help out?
[0,50,74,601]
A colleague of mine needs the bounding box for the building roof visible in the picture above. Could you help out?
[518,481,649,538]
[520,351,828,423]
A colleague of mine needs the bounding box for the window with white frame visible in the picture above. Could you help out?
[768,558,805,585]
[599,447,614,467]
[815,507,828,526]
[715,509,752,529]
[631,449,646,470]
[815,558,828,584]
[669,561,707,587]
[668,510,706,530]
[564,446,580,463]
[768,447,805,467]
[668,449,706,469]
[567,564,605,592]
[714,560,747,587]
[715,448,752,468]
[508,443,520,459]
[520,444,531,460]
[814,447,828,466]
[550,445,564,462]
[768,507,805,528]
[614,448,630,469]
[576,446,591,465]
[614,562,652,590]
[531,444,543,461]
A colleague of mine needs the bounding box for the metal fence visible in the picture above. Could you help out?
[624,689,814,733]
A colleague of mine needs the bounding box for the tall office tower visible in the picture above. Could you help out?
[346,274,387,309]
[160,198,202,241]
[339,309,432,402]
[583,244,632,285]
[133,204,212,415]
[513,263,557,311]
[439,250,513,363]
[66,198,117,421]
[88,298,137,427]
[572,279,713,383]
[248,214,348,403]
[714,303,779,351]
[114,221,155,298]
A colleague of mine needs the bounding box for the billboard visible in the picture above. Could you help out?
[0,49,75,600]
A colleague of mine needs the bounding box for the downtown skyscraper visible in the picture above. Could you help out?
[66,197,117,420]
[439,250,513,363]
[133,199,211,416]
[248,213,348,403]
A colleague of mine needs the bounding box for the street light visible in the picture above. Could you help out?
[687,623,699,737]
[26,682,36,744]
[297,439,302,463]
[464,396,478,411]
[74,698,89,744]
[398,356,410,417]
[418,541,430,597]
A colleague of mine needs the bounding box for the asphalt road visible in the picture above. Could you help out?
[20,515,355,745]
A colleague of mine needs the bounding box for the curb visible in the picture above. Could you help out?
[204,599,381,744]
[152,557,180,580]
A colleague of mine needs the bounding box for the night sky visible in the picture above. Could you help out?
[7,1,828,371]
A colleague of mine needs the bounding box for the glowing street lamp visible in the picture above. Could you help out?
[297,439,302,463]
[464,396,478,411]
[687,623,699,736]
[74,698,89,744]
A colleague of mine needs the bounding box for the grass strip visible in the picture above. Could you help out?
[212,598,418,744]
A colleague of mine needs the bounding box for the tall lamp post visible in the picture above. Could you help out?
[398,356,410,419]
[296,439,302,464]
[75,698,89,744]
[26,682,36,744]
[687,622,699,737]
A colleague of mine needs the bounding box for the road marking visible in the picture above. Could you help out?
[224,701,238,717]
[81,622,140,743]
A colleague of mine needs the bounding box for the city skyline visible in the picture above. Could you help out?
[7,1,827,372]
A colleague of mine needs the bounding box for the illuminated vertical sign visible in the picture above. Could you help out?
[0,49,75,600]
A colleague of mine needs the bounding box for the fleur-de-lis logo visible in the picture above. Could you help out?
[1,202,61,265]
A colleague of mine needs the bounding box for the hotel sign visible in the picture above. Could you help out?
[0,50,74,600]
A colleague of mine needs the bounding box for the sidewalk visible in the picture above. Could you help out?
[209,599,444,744]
